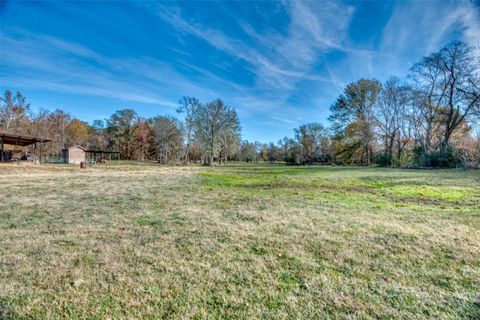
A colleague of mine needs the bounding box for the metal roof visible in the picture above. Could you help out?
[62,145,119,154]
[0,132,51,147]
[85,150,119,154]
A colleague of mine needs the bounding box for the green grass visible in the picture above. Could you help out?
[0,162,479,319]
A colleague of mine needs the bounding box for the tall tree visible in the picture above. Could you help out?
[240,140,256,162]
[106,109,138,160]
[152,116,184,163]
[177,96,201,163]
[278,136,302,165]
[132,118,155,161]
[66,118,90,147]
[194,99,240,165]
[29,109,55,156]
[48,109,71,153]
[295,123,328,164]
[375,77,412,165]
[329,79,382,165]
[89,120,109,151]
[219,130,240,164]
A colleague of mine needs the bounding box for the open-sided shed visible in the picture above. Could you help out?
[63,145,120,164]
[0,132,51,162]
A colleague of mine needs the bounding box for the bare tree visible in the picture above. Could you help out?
[152,116,183,164]
[194,99,240,166]
[0,90,31,133]
[295,123,328,164]
[375,77,412,164]
[411,41,480,156]
[177,96,201,163]
[48,109,71,153]
[219,130,240,164]
[89,120,109,151]
[240,140,256,162]
[410,54,444,152]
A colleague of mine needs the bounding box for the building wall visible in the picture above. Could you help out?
[65,147,85,164]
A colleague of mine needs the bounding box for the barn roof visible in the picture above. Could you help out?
[0,132,51,147]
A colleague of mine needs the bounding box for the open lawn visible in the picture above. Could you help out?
[0,162,479,319]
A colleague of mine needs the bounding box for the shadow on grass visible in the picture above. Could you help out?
[0,299,17,320]
[463,300,480,320]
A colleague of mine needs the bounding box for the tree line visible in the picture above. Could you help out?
[248,41,480,168]
[1,41,479,167]
[0,93,241,165]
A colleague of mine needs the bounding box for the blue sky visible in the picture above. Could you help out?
[1,1,479,142]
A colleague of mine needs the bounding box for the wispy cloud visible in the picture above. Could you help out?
[308,0,480,94]
[152,1,354,94]
[380,1,480,70]
[0,30,225,108]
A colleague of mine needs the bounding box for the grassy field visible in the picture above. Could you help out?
[0,162,479,319]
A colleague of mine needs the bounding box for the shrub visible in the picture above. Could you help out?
[374,152,392,167]
[413,146,461,168]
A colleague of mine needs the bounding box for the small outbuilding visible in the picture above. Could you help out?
[63,146,86,164]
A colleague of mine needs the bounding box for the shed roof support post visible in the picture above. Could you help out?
[1,137,4,162]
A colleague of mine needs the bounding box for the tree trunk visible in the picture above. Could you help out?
[440,130,452,157]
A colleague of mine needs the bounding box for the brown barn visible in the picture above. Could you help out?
[63,146,86,164]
